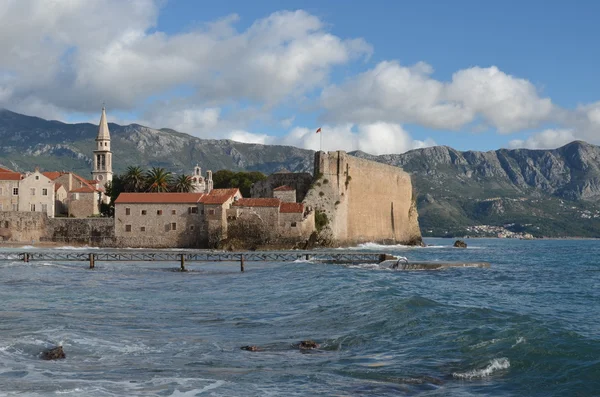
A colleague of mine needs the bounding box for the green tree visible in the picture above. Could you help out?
[124,165,146,192]
[172,174,194,192]
[145,167,173,192]
[212,170,266,197]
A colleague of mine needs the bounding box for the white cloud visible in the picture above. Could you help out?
[321,62,554,133]
[275,122,435,155]
[0,2,371,117]
[508,129,576,149]
[228,130,273,145]
[321,61,472,130]
[446,66,554,133]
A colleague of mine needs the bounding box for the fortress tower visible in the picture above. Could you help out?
[91,106,113,189]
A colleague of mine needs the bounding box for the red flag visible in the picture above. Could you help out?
[316,127,322,133]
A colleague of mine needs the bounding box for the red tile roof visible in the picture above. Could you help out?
[200,188,241,205]
[71,185,98,193]
[233,198,281,208]
[273,185,295,192]
[42,171,63,180]
[0,167,13,172]
[115,192,205,204]
[0,172,23,181]
[280,202,304,213]
[55,183,63,192]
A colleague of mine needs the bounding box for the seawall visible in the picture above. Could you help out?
[0,212,115,246]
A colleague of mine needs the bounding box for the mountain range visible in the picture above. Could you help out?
[2,108,600,238]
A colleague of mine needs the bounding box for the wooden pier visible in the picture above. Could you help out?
[0,251,490,271]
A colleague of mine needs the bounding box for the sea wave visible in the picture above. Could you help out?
[452,358,510,379]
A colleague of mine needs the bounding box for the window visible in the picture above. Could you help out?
[190,225,195,231]
[200,209,205,215]
[71,193,79,200]
[30,204,36,211]
[12,188,18,196]
[125,225,132,232]
[42,188,48,196]
[171,222,177,231]
[141,210,147,215]
[208,209,215,215]
[188,207,197,214]
[172,209,176,215]
[125,208,131,215]
[140,226,146,232]
[291,222,297,227]
[35,175,39,180]
[157,210,163,215]
[30,188,35,195]
[41,204,47,213]
[12,204,17,211]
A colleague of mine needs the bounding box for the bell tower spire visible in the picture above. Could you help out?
[91,106,113,188]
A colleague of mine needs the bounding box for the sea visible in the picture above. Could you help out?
[0,238,599,396]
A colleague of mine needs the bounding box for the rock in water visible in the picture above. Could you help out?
[453,240,467,248]
[41,346,65,360]
[298,340,319,350]
[241,345,260,352]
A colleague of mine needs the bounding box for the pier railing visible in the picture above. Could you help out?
[0,250,393,271]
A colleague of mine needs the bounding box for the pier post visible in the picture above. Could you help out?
[23,253,29,263]
[180,254,186,272]
[240,255,245,272]
[305,254,310,261]
[89,253,95,269]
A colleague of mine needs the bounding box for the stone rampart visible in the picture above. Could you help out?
[0,212,115,246]
[304,151,422,246]
[46,218,115,246]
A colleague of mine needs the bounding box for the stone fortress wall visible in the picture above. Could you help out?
[304,151,422,246]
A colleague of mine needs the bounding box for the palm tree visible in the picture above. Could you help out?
[124,166,146,192]
[172,174,194,193]
[145,167,172,192]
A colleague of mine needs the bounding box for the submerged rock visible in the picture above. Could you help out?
[453,240,467,248]
[240,345,260,352]
[41,346,65,360]
[297,340,319,350]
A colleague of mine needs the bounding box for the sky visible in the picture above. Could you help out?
[1,0,600,154]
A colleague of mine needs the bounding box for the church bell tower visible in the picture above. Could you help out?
[91,106,113,189]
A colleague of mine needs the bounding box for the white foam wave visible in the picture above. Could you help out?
[511,337,526,348]
[347,263,391,271]
[453,358,510,379]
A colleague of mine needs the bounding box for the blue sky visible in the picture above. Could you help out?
[1,0,599,154]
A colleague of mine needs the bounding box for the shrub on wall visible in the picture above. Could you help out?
[315,210,328,232]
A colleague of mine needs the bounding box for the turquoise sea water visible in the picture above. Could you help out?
[0,238,599,396]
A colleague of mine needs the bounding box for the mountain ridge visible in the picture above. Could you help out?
[2,108,600,237]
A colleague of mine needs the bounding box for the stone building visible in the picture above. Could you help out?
[273,185,296,203]
[251,171,313,202]
[68,185,102,218]
[225,198,315,246]
[18,169,55,217]
[113,188,241,248]
[0,171,23,212]
[43,171,105,217]
[114,192,206,248]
